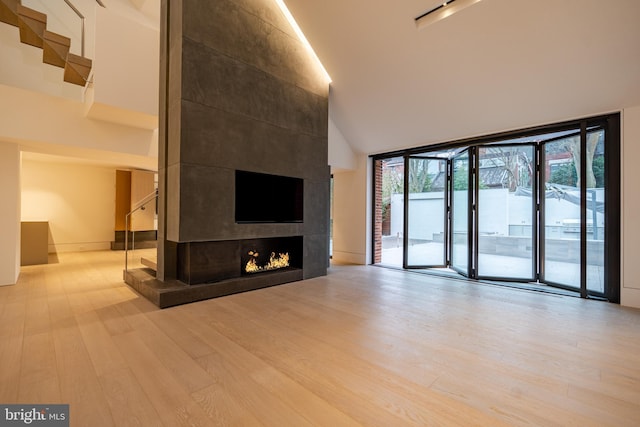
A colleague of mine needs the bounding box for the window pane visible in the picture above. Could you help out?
[451,151,469,274]
[543,136,581,288]
[587,129,605,294]
[407,158,446,266]
[477,145,534,279]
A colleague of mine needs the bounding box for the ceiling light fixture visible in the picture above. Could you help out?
[275,0,332,83]
[415,0,483,29]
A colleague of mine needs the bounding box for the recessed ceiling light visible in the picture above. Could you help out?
[415,0,483,29]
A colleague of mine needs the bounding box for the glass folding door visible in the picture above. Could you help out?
[541,127,606,296]
[541,133,581,289]
[586,129,605,295]
[405,156,447,268]
[371,113,619,301]
[450,150,472,276]
[476,145,536,280]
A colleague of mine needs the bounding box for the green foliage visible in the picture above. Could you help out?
[453,166,488,190]
[592,155,604,188]
[549,156,604,188]
[549,163,577,187]
[453,166,468,190]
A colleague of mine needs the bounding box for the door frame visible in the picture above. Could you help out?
[474,143,537,282]
[449,148,474,277]
[403,155,449,269]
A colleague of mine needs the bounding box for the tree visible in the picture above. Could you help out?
[381,164,403,221]
[592,155,604,188]
[408,159,432,193]
[485,147,533,191]
[559,131,601,188]
[549,162,577,186]
[453,165,468,190]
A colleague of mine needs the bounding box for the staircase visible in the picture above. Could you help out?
[0,0,91,86]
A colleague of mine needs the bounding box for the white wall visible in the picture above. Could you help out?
[332,154,370,264]
[0,84,157,170]
[328,116,361,262]
[86,6,159,129]
[21,156,116,253]
[0,142,20,285]
[328,117,356,171]
[621,105,640,308]
[391,188,604,241]
[94,6,159,116]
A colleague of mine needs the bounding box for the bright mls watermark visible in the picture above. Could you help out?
[0,405,68,426]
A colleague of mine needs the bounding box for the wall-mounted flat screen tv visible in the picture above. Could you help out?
[235,170,303,223]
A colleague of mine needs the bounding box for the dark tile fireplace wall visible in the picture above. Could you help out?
[157,0,329,290]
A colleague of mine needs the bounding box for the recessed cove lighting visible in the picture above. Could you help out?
[275,0,332,83]
[415,0,483,29]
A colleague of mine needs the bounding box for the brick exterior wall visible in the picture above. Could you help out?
[374,159,383,263]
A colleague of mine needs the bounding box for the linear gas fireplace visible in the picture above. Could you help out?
[241,236,302,275]
[177,236,303,285]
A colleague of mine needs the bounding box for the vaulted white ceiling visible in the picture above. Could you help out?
[284,0,640,155]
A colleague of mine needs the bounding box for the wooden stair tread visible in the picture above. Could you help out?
[0,0,20,27]
[17,4,46,48]
[43,30,71,68]
[66,53,92,68]
[2,2,93,86]
[16,4,46,22]
[64,53,92,86]
[43,29,70,46]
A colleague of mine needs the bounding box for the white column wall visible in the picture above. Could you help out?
[332,153,370,264]
[0,142,20,286]
[621,105,640,308]
[86,7,160,129]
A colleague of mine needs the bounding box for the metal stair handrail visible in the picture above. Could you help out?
[124,189,158,273]
[59,0,106,57]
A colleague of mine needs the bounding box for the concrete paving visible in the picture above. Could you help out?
[380,240,604,294]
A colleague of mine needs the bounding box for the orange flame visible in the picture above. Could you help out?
[245,250,290,273]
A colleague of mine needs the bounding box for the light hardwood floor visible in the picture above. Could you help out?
[2,250,640,426]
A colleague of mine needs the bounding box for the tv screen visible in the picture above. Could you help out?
[235,170,303,223]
